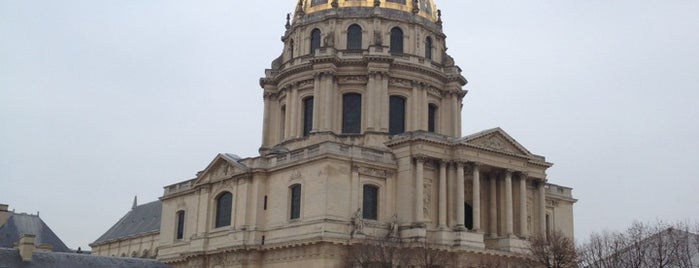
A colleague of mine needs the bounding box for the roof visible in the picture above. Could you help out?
[0,213,71,253]
[0,248,171,268]
[91,201,161,246]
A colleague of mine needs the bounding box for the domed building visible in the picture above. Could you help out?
[94,0,576,267]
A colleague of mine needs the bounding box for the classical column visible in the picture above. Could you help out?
[288,86,298,138]
[455,161,466,230]
[261,92,272,147]
[366,74,376,130]
[415,157,425,224]
[489,173,498,237]
[538,181,547,239]
[312,74,322,132]
[323,73,335,131]
[519,174,529,238]
[505,170,514,237]
[471,163,481,232]
[438,160,448,228]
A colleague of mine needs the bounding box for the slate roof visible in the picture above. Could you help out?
[0,248,171,268]
[0,213,71,253]
[91,201,161,246]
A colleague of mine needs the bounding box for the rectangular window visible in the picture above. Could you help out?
[362,185,378,220]
[342,94,362,134]
[290,185,302,220]
[263,196,268,210]
[176,211,185,240]
[428,104,437,133]
[389,96,406,135]
[303,97,314,137]
[386,0,406,3]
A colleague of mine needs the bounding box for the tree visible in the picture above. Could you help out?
[345,236,409,268]
[406,241,456,268]
[528,230,577,268]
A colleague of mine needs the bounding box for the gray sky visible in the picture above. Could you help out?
[1,0,697,249]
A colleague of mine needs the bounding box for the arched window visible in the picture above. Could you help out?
[362,185,379,220]
[390,27,404,54]
[175,210,185,240]
[347,24,362,50]
[303,97,314,137]
[389,96,406,135]
[215,192,232,228]
[342,93,362,134]
[310,29,321,54]
[465,202,473,230]
[425,36,433,59]
[290,184,302,220]
[428,104,437,133]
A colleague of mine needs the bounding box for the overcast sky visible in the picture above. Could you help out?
[1,0,697,250]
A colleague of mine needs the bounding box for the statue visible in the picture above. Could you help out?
[373,31,383,46]
[387,214,398,237]
[324,31,335,47]
[351,208,363,237]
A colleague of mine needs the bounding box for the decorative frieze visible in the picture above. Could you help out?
[355,166,392,178]
[338,75,368,84]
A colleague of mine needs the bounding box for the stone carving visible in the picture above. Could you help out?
[296,79,314,88]
[338,75,368,84]
[289,170,302,182]
[427,86,443,97]
[424,177,432,218]
[373,31,382,46]
[478,135,514,153]
[389,78,412,88]
[351,208,363,237]
[357,166,391,178]
[324,31,335,47]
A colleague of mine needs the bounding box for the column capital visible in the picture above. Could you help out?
[517,171,529,180]
[414,154,429,163]
[467,161,481,169]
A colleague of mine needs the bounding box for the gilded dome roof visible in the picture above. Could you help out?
[297,0,438,22]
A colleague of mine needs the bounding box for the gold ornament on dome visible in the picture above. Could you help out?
[300,0,438,22]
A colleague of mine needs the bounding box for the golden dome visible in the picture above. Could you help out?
[297,0,438,22]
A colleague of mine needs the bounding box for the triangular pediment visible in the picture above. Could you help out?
[194,153,248,185]
[461,128,533,156]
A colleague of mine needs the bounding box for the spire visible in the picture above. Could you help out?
[436,9,443,27]
[132,196,138,210]
[285,13,291,30]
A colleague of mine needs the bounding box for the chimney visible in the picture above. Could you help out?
[18,234,36,261]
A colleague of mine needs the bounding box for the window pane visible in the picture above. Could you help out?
[386,0,406,3]
[347,24,362,50]
[363,185,378,220]
[290,185,301,219]
[215,192,232,228]
[303,97,314,136]
[342,94,362,134]
[390,27,403,54]
[176,211,185,240]
[389,96,405,135]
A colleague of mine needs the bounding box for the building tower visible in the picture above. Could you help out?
[155,1,576,267]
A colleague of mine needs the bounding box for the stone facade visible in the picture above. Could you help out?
[100,1,577,267]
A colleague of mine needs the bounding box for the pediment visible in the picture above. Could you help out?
[461,128,532,156]
[194,153,248,185]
